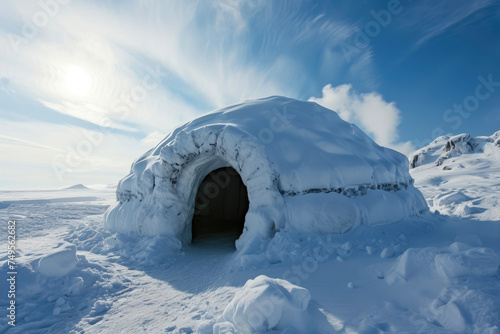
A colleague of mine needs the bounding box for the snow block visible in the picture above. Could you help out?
[105,96,428,251]
[385,247,442,285]
[220,275,311,332]
[38,243,78,277]
[435,247,500,279]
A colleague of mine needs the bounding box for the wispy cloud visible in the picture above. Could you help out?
[0,134,67,154]
[402,0,495,47]
[0,119,153,189]
[0,1,307,126]
[0,0,377,188]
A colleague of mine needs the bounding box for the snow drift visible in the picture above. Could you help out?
[386,242,500,332]
[104,96,427,251]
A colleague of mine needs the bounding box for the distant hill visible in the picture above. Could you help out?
[409,131,500,169]
[63,184,90,190]
[410,131,500,221]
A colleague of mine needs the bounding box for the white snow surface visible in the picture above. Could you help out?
[105,96,427,252]
[210,275,331,333]
[410,131,500,220]
[1,163,500,333]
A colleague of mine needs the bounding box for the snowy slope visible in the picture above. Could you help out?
[410,131,500,220]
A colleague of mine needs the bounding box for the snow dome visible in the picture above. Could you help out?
[104,96,427,252]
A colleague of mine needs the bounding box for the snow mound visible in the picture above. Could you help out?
[105,96,427,251]
[0,239,127,333]
[434,191,472,207]
[385,247,441,285]
[435,246,500,279]
[38,243,79,277]
[210,275,333,333]
[385,242,500,333]
[386,243,499,285]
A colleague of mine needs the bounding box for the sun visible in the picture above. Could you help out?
[65,66,92,96]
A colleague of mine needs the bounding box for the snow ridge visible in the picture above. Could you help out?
[410,130,500,221]
[410,131,500,169]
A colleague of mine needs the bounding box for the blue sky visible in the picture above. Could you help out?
[0,0,499,189]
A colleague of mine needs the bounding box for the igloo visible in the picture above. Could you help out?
[104,96,427,251]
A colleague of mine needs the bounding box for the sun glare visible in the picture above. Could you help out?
[65,66,92,96]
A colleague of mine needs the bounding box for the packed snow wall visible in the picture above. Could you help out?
[104,96,427,252]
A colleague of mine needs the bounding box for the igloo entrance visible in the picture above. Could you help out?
[105,96,428,249]
[191,167,249,243]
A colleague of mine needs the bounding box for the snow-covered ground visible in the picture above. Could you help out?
[410,132,500,221]
[1,132,500,333]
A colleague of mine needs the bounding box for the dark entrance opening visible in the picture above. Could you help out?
[191,167,249,244]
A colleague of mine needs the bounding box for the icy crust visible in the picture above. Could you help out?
[105,96,427,249]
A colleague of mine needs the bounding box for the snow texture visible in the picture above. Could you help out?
[37,243,79,277]
[105,96,427,251]
[206,275,338,333]
[386,242,500,333]
[214,275,316,333]
[1,180,499,333]
[410,131,500,169]
[410,131,500,220]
